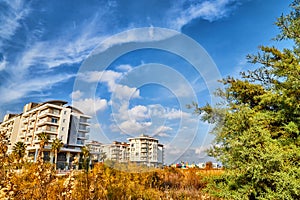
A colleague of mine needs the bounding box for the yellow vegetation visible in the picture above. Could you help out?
[1,159,223,200]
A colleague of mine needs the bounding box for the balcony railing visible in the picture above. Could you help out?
[78,127,90,133]
[76,140,84,145]
[77,134,89,140]
[38,110,60,118]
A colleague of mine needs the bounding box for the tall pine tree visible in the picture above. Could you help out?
[191,1,300,199]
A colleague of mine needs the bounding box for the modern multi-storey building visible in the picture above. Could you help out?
[86,140,103,162]
[0,100,91,169]
[101,141,129,163]
[128,134,164,167]
[89,134,164,167]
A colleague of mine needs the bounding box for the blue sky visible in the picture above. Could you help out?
[0,0,292,164]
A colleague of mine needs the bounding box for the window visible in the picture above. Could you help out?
[50,126,57,132]
[64,110,67,115]
[51,117,58,123]
[79,125,86,130]
[52,109,60,115]
[63,119,66,123]
[61,127,64,131]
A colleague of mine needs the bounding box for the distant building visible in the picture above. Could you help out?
[101,141,129,163]
[198,162,206,169]
[0,100,91,169]
[89,134,164,167]
[86,140,102,162]
[128,134,164,167]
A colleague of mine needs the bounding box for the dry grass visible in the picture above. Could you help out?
[1,161,224,200]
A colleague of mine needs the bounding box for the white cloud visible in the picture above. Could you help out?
[0,8,108,105]
[164,144,183,155]
[111,120,152,135]
[15,33,103,70]
[78,70,140,101]
[164,108,191,120]
[0,58,7,71]
[170,0,239,30]
[153,125,173,138]
[72,98,108,116]
[70,90,83,100]
[195,145,210,155]
[155,125,173,133]
[0,0,31,48]
[110,102,194,139]
[172,83,194,98]
[0,73,75,104]
[93,27,179,54]
[156,132,171,137]
[78,70,122,84]
[113,84,140,100]
[116,64,133,72]
[128,105,149,121]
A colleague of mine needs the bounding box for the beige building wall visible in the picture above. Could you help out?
[128,134,164,167]
[0,100,91,169]
[0,114,21,152]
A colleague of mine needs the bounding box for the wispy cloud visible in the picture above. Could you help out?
[0,73,75,104]
[72,98,108,116]
[0,4,110,107]
[92,27,179,54]
[0,56,7,71]
[0,0,31,48]
[170,0,240,30]
[70,90,83,100]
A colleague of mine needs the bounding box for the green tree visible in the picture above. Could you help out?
[51,138,63,170]
[37,131,49,162]
[12,141,26,163]
[81,146,90,172]
[190,1,300,199]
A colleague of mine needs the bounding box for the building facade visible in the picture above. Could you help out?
[128,134,164,167]
[0,100,91,169]
[101,141,129,163]
[89,134,164,167]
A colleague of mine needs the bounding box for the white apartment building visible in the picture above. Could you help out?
[128,134,164,167]
[0,100,91,169]
[101,141,129,163]
[0,114,21,149]
[86,140,103,162]
[91,134,164,167]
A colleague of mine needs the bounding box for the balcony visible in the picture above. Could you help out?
[78,125,90,133]
[29,115,36,121]
[22,119,28,124]
[38,110,60,118]
[19,134,25,139]
[76,140,84,146]
[33,139,40,144]
[79,120,90,126]
[36,119,59,127]
[77,133,89,140]
[28,124,35,129]
[35,128,58,135]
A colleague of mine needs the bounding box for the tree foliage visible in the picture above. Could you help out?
[12,142,26,161]
[191,1,300,199]
[37,131,50,162]
[51,138,63,170]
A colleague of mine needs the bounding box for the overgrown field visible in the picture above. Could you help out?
[1,162,223,200]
